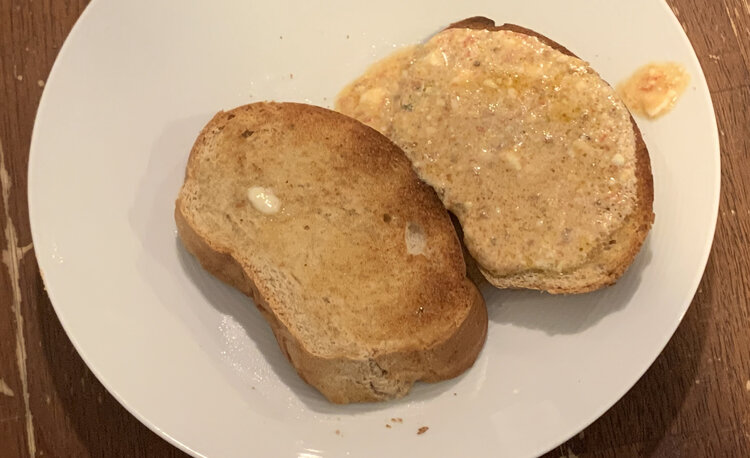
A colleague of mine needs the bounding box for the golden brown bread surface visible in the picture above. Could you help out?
[336,17,654,294]
[175,102,487,403]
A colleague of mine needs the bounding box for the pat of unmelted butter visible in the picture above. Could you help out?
[247,186,281,215]
[405,222,427,255]
[617,62,690,119]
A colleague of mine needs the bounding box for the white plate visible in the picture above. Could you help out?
[29,1,719,456]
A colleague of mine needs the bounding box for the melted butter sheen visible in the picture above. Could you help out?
[336,28,638,275]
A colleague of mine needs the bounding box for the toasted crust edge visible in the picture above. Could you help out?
[175,103,488,403]
[448,17,655,294]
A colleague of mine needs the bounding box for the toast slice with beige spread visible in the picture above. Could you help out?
[337,17,654,294]
[175,102,487,403]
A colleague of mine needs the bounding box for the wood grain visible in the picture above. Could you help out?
[1,0,748,457]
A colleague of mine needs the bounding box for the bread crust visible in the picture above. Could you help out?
[175,103,487,403]
[448,17,655,294]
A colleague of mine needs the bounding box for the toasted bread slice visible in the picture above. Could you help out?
[175,102,487,403]
[336,17,654,294]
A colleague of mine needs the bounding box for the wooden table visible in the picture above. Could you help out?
[1,1,748,456]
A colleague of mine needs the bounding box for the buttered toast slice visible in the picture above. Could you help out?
[175,102,487,403]
[337,17,654,294]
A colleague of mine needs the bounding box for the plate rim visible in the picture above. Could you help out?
[27,1,721,456]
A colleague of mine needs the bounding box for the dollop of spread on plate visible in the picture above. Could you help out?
[336,28,639,275]
[617,62,690,119]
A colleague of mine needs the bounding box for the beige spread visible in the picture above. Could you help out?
[617,62,690,118]
[336,28,638,275]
